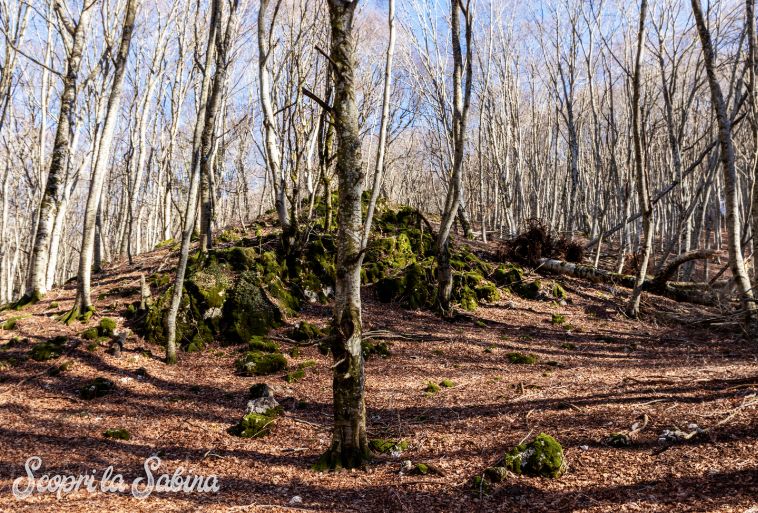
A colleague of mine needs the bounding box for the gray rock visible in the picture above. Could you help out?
[246,396,279,414]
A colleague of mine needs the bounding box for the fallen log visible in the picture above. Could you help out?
[536,257,718,306]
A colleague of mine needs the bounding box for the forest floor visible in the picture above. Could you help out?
[0,243,757,513]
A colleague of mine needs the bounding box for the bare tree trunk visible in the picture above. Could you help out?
[165,0,220,364]
[316,0,369,471]
[73,0,138,316]
[23,3,93,304]
[692,0,757,322]
[628,0,651,318]
[747,0,758,292]
[435,0,473,316]
[258,0,292,244]
[361,0,395,249]
[199,0,238,253]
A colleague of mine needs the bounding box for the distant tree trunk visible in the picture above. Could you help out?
[200,0,238,253]
[692,0,757,322]
[628,0,651,318]
[73,0,137,315]
[23,3,93,304]
[317,0,369,471]
[258,0,292,246]
[362,0,395,249]
[165,0,220,364]
[747,0,758,292]
[435,0,473,316]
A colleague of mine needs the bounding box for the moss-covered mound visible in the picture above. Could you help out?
[80,377,115,400]
[235,351,287,376]
[501,433,567,478]
[29,336,67,361]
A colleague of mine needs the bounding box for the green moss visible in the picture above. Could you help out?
[81,327,100,340]
[376,276,404,303]
[458,287,478,311]
[29,336,67,361]
[223,271,283,342]
[248,336,279,353]
[103,428,130,441]
[290,321,323,342]
[560,343,576,350]
[551,313,566,325]
[289,346,301,357]
[155,238,176,249]
[551,282,567,300]
[513,280,541,300]
[475,282,500,303]
[99,318,117,336]
[494,264,524,286]
[80,377,115,400]
[235,351,287,376]
[362,340,392,359]
[231,408,281,438]
[484,345,496,353]
[424,381,441,394]
[208,246,258,271]
[284,368,305,383]
[506,352,537,365]
[49,302,60,309]
[501,433,566,478]
[484,466,509,483]
[369,439,409,454]
[1,318,18,330]
[439,379,456,388]
[471,475,491,494]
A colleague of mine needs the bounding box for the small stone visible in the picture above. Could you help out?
[246,396,279,414]
[579,445,589,451]
[289,496,303,505]
[399,460,413,474]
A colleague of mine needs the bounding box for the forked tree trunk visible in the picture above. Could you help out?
[692,0,757,323]
[24,3,93,304]
[316,0,369,471]
[74,0,137,315]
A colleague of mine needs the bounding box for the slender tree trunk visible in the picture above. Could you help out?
[317,0,369,471]
[165,0,220,364]
[692,0,757,321]
[747,0,758,292]
[435,0,473,316]
[628,0,651,318]
[362,0,395,249]
[24,3,92,304]
[74,0,138,315]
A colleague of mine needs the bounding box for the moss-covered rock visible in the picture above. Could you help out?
[362,340,392,359]
[221,271,283,343]
[247,336,279,353]
[475,282,501,303]
[506,352,537,365]
[369,439,409,454]
[99,318,117,336]
[80,377,115,400]
[493,264,524,286]
[501,433,566,478]
[551,282,567,300]
[230,407,281,438]
[103,428,130,441]
[235,351,287,376]
[551,313,566,325]
[290,321,324,342]
[439,379,456,388]
[29,336,67,361]
[513,280,542,300]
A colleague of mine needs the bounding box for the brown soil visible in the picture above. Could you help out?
[0,247,756,513]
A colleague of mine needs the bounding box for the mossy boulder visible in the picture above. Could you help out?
[501,433,567,478]
[223,271,283,343]
[235,351,287,376]
[99,318,117,336]
[247,336,279,353]
[230,407,281,438]
[475,282,501,303]
[29,336,67,361]
[290,321,324,342]
[80,377,115,400]
[513,280,542,300]
[493,264,524,286]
